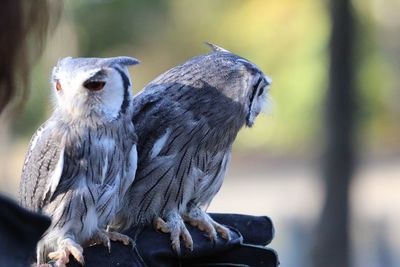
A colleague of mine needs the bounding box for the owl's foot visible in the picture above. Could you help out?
[153,212,193,254]
[47,237,84,266]
[88,229,132,252]
[183,207,231,241]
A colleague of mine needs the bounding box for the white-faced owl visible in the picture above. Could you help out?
[19,56,139,266]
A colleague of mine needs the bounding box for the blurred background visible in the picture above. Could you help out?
[0,0,399,266]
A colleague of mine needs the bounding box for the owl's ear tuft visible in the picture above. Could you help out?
[54,57,72,69]
[204,42,231,53]
[109,57,140,67]
[58,56,72,63]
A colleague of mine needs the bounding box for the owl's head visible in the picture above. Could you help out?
[51,56,139,122]
[154,43,271,128]
[202,43,271,127]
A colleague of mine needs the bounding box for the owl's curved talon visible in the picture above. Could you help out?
[153,217,169,233]
[48,237,84,266]
[180,226,193,251]
[88,229,132,252]
[107,231,132,246]
[183,207,231,241]
[153,213,193,254]
[213,221,231,241]
[88,230,111,252]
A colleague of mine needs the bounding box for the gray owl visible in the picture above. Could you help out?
[19,56,139,266]
[113,44,271,253]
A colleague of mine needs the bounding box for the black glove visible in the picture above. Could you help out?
[69,213,278,267]
[0,195,51,267]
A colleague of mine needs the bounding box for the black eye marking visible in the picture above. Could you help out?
[258,86,264,96]
[83,81,106,91]
[250,76,263,103]
[114,67,131,116]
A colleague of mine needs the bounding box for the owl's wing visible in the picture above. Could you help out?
[19,121,65,211]
[133,81,240,162]
[129,82,234,222]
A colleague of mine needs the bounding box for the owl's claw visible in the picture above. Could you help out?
[47,237,84,266]
[153,217,170,233]
[153,213,193,254]
[107,231,132,246]
[88,229,133,252]
[183,207,231,241]
[88,230,111,252]
[214,221,231,240]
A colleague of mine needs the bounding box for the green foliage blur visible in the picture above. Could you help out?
[12,0,400,153]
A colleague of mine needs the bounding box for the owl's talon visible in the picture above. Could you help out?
[183,207,230,242]
[88,229,132,252]
[153,217,169,233]
[213,221,231,241]
[47,237,84,266]
[107,231,132,246]
[153,213,193,254]
[87,230,110,251]
[180,226,194,251]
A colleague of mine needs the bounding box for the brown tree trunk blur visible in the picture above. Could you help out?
[312,0,355,267]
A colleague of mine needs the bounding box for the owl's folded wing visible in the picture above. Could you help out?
[19,122,65,211]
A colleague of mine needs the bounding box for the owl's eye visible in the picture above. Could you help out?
[56,81,62,91]
[83,81,106,91]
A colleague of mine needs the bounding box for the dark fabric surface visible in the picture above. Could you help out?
[0,195,51,267]
[186,244,278,267]
[133,224,243,266]
[68,213,278,267]
[210,213,274,246]
[0,197,278,267]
